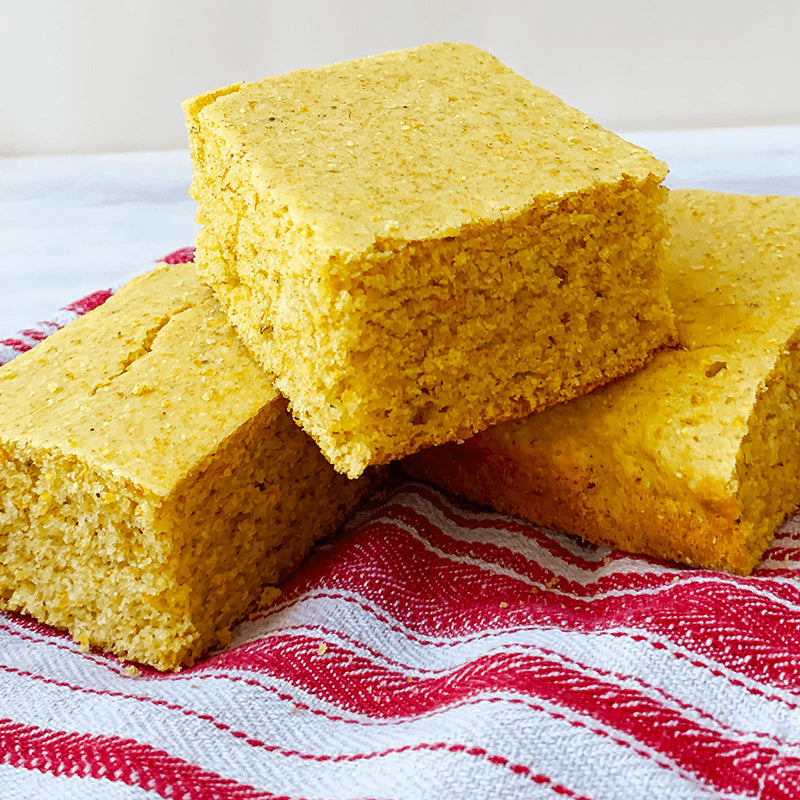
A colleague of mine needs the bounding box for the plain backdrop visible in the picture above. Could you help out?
[2,0,800,157]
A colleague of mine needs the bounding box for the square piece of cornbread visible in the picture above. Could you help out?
[0,264,377,670]
[184,41,676,478]
[405,190,800,575]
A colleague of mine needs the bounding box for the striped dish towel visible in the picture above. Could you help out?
[2,250,800,799]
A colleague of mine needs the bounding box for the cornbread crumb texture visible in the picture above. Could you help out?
[184,41,675,478]
[405,190,800,574]
[0,264,376,670]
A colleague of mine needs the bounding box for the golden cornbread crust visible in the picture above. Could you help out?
[184,42,676,478]
[405,190,800,575]
[0,264,377,670]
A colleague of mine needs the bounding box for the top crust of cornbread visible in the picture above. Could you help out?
[0,265,279,495]
[665,190,800,349]
[185,42,667,257]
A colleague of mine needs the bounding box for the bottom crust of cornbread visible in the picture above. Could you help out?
[404,190,800,575]
[0,264,378,670]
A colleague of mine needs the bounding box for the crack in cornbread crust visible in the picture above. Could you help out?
[0,264,377,670]
[184,42,676,478]
[404,190,800,575]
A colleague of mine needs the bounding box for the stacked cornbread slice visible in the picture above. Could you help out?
[183,42,676,478]
[404,190,800,575]
[0,265,378,670]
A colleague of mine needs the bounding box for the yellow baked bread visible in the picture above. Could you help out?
[0,263,377,670]
[184,41,676,479]
[404,190,800,575]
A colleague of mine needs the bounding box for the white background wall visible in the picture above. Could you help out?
[2,0,799,157]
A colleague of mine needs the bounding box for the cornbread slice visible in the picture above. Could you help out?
[0,264,377,670]
[404,190,800,575]
[184,41,676,479]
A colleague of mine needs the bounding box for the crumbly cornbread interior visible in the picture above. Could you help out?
[184,42,676,478]
[404,190,800,574]
[0,264,375,670]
